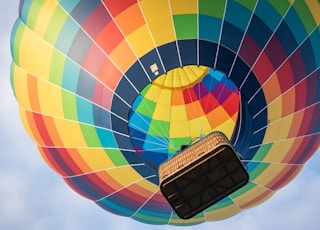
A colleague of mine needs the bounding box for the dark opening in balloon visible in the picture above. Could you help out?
[159,131,249,219]
[128,66,240,168]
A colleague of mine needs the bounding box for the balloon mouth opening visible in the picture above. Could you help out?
[128,65,240,168]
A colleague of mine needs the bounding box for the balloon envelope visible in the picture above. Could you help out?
[11,0,320,225]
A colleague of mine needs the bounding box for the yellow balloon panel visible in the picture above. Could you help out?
[138,0,176,46]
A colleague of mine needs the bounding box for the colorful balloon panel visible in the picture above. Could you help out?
[10,0,319,226]
[128,66,240,166]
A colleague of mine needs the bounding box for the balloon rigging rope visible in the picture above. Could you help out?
[94,174,157,202]
[227,1,258,78]
[239,3,294,90]
[130,188,161,218]
[252,94,320,136]
[63,164,146,179]
[248,26,320,106]
[242,159,304,166]
[167,0,183,67]
[249,131,320,150]
[213,0,228,69]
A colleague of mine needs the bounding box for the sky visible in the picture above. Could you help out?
[0,1,319,230]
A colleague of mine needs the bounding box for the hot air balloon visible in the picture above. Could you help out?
[10,0,319,226]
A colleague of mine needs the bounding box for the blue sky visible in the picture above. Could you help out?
[0,1,319,230]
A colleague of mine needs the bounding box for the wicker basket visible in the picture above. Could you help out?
[159,131,249,219]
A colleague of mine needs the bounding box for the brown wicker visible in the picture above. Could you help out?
[159,131,248,219]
